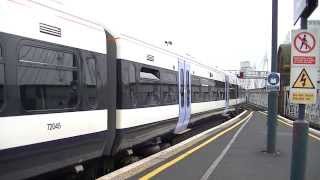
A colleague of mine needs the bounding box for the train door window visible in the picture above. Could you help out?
[18,45,78,111]
[180,69,184,107]
[0,46,4,109]
[186,70,190,106]
[83,56,97,108]
[236,85,239,98]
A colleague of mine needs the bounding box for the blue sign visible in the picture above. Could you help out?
[267,72,280,92]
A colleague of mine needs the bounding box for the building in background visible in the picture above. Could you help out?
[239,60,267,89]
[239,61,254,89]
[240,61,254,72]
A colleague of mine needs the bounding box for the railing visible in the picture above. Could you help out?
[246,88,320,128]
[246,89,268,109]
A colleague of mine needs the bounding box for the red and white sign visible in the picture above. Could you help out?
[294,31,316,53]
[290,29,319,104]
[293,56,315,64]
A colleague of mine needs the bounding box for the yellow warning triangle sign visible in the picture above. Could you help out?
[292,68,315,89]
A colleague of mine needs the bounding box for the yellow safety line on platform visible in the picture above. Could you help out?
[259,112,320,141]
[277,119,320,141]
[139,112,253,180]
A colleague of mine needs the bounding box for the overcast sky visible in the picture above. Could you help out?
[61,0,320,71]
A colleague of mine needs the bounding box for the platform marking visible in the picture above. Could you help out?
[258,111,320,141]
[200,114,250,180]
[277,119,320,141]
[139,112,253,180]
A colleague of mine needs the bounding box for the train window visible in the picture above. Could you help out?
[237,85,240,98]
[161,71,177,84]
[161,71,178,105]
[0,46,4,109]
[229,84,237,99]
[121,62,136,85]
[83,57,97,107]
[186,70,190,106]
[191,76,201,103]
[140,67,160,80]
[135,66,161,107]
[180,69,184,107]
[19,46,74,67]
[0,64,3,109]
[18,45,78,110]
[215,80,225,100]
[211,86,219,101]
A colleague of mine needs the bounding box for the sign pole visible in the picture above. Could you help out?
[267,0,278,154]
[290,16,309,180]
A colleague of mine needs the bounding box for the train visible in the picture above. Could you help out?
[0,1,246,179]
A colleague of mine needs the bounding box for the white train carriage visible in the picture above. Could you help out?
[112,34,244,153]
[0,0,245,179]
[0,1,117,179]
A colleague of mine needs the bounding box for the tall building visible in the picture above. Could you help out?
[240,61,254,72]
[240,60,268,89]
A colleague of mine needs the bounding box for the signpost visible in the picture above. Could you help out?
[266,72,280,92]
[290,1,318,180]
[290,30,318,104]
[290,29,319,180]
[266,0,278,154]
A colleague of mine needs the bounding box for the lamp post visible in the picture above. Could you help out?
[266,0,278,154]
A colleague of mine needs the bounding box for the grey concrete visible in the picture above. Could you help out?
[133,112,320,180]
[131,124,240,180]
[200,119,250,180]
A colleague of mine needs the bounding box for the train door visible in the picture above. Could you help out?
[235,78,238,105]
[184,63,191,128]
[224,75,230,114]
[174,60,191,134]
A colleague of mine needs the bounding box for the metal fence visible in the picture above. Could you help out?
[247,88,320,128]
[283,87,320,128]
[246,89,268,109]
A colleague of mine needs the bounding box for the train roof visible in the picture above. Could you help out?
[115,34,239,83]
[0,0,107,54]
[0,0,242,85]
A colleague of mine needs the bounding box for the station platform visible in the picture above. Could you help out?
[126,112,320,180]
